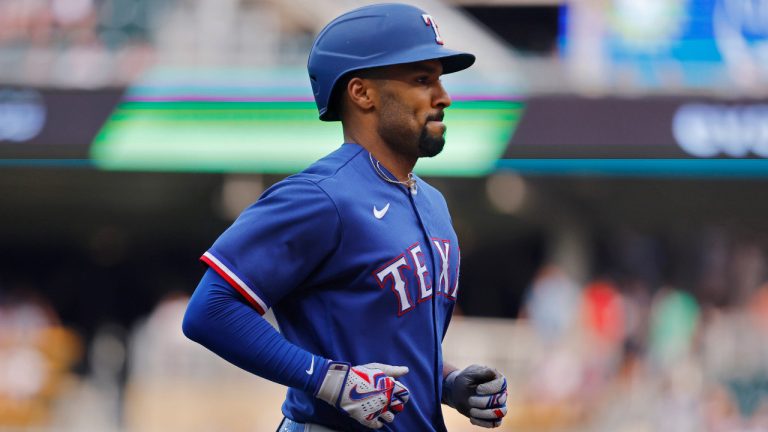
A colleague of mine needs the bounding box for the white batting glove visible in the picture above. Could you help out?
[442,365,508,428]
[315,361,410,429]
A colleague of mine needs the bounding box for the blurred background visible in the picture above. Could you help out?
[1,0,768,431]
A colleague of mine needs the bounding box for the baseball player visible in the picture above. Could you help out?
[182,3,508,431]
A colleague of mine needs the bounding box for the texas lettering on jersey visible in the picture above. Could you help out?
[373,238,459,316]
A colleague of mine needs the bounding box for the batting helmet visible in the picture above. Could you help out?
[307,3,476,121]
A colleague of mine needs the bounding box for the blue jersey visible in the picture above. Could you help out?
[202,143,460,431]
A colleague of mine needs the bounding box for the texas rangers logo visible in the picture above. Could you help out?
[422,14,444,45]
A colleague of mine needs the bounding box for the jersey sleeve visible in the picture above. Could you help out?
[201,179,341,314]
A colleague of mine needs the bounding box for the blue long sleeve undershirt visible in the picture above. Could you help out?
[182,268,328,393]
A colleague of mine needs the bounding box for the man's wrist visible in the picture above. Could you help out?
[441,369,461,406]
[314,360,349,405]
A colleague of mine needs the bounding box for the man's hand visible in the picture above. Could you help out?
[316,361,410,429]
[442,365,508,428]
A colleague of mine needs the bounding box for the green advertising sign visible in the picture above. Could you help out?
[91,67,522,176]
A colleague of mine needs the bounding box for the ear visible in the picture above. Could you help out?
[346,77,377,112]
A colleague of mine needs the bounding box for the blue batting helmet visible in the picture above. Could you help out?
[307,3,476,121]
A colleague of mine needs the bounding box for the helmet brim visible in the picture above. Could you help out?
[436,51,476,74]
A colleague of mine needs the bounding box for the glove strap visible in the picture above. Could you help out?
[315,361,350,407]
[441,369,460,407]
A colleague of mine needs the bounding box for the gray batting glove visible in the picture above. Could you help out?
[316,361,410,429]
[442,364,508,428]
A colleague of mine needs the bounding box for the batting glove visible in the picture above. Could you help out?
[315,361,410,429]
[442,365,508,428]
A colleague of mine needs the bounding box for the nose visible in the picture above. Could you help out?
[433,80,451,109]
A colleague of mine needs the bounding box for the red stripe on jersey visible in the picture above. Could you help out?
[200,254,266,315]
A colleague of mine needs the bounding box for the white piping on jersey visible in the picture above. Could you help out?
[203,251,269,313]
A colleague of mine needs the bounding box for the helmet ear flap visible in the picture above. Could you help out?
[325,73,354,122]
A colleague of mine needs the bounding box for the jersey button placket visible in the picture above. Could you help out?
[407,190,446,417]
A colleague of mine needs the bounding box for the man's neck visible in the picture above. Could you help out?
[343,130,416,183]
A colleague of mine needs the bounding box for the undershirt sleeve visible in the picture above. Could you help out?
[182,268,329,393]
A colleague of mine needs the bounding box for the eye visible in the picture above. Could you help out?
[416,75,430,85]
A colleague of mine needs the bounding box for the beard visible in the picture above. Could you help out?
[377,92,446,159]
[377,89,445,159]
[417,114,446,158]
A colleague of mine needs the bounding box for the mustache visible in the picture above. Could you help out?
[426,112,444,122]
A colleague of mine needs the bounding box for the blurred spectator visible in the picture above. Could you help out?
[582,278,626,349]
[524,264,580,343]
[0,286,82,427]
[0,0,158,86]
[647,287,700,371]
[0,0,154,49]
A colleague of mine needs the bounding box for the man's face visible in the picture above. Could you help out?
[372,60,452,159]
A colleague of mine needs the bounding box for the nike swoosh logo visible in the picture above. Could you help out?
[373,203,390,219]
[306,357,314,375]
[349,385,389,401]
